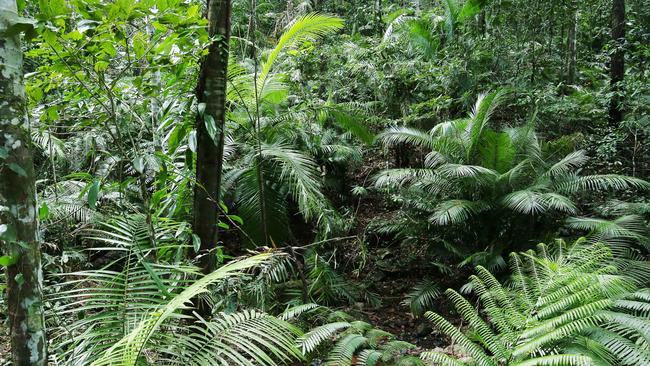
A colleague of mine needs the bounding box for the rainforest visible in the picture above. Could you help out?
[1,0,650,365]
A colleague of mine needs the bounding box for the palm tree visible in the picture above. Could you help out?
[48,215,302,366]
[223,14,374,246]
[374,90,649,267]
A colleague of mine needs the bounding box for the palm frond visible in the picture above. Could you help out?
[502,190,577,215]
[258,13,343,95]
[261,141,325,220]
[91,253,276,366]
[429,199,489,225]
[168,310,302,366]
[373,168,437,189]
[402,280,440,315]
[377,126,436,150]
[543,150,589,178]
[555,175,650,194]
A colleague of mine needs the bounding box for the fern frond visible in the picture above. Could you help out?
[279,303,322,321]
[324,333,367,366]
[510,354,594,366]
[424,312,493,366]
[91,254,275,366]
[297,322,351,354]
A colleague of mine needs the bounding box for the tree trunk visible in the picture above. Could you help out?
[375,0,383,36]
[609,0,625,126]
[478,8,486,36]
[0,1,47,364]
[565,1,577,85]
[192,0,232,274]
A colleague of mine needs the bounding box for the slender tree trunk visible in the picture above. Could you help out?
[0,1,47,364]
[249,0,269,246]
[193,0,232,274]
[375,0,383,36]
[148,21,162,150]
[565,1,577,85]
[609,0,625,126]
[478,8,486,36]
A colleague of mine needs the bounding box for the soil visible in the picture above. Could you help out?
[330,147,467,354]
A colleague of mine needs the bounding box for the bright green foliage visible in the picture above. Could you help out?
[46,215,301,366]
[161,310,303,366]
[12,0,650,364]
[375,91,649,267]
[295,308,423,366]
[421,239,650,366]
[223,13,375,245]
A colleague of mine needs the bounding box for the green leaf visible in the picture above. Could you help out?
[187,130,197,152]
[192,234,201,252]
[8,163,27,177]
[38,0,69,19]
[0,255,18,267]
[478,130,515,173]
[197,102,206,115]
[132,32,146,59]
[228,215,244,225]
[27,86,44,102]
[0,224,17,242]
[94,60,110,72]
[133,156,145,173]
[87,180,100,209]
[204,114,220,145]
[458,0,485,21]
[100,42,117,57]
[38,202,49,220]
[328,108,375,145]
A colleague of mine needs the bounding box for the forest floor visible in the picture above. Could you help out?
[362,279,451,349]
[340,274,467,360]
[336,151,465,353]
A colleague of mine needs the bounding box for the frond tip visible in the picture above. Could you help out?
[402,279,441,315]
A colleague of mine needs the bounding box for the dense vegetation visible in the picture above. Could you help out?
[1,0,649,365]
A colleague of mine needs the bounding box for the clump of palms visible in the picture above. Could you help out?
[374,90,649,268]
[46,215,303,366]
[224,14,374,246]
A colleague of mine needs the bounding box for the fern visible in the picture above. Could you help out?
[419,239,650,366]
[297,322,352,354]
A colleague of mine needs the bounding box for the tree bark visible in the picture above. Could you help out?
[0,1,47,364]
[374,0,383,36]
[192,0,232,275]
[609,0,625,126]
